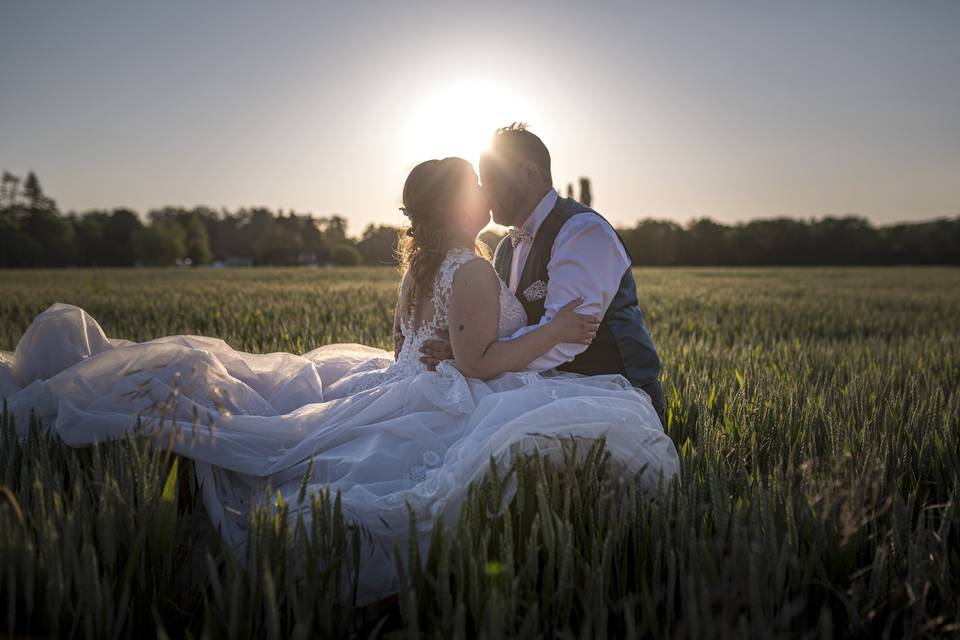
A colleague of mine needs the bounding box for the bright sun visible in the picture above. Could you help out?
[403,79,543,168]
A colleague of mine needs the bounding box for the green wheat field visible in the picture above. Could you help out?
[1,267,958,639]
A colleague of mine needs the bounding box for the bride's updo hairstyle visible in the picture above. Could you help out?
[397,156,485,308]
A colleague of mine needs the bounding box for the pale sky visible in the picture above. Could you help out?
[1,0,958,233]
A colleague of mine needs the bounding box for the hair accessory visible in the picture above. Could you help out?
[400,206,418,237]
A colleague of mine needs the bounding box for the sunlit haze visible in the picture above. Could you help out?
[1,1,958,233]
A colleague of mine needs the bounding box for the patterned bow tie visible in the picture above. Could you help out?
[508,227,534,247]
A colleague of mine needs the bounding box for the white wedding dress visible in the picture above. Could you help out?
[0,247,680,604]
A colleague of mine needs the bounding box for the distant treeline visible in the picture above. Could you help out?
[617,216,959,266]
[1,170,957,268]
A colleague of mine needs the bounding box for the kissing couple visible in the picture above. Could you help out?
[0,122,681,604]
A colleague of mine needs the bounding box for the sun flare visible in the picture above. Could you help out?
[403,79,543,169]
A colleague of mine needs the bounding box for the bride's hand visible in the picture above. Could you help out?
[550,297,600,345]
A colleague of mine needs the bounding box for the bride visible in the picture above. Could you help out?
[0,157,680,604]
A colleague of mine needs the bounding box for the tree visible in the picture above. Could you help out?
[22,171,55,210]
[621,220,684,265]
[298,214,330,264]
[0,215,37,267]
[21,208,75,266]
[807,216,881,265]
[204,207,246,260]
[732,218,812,265]
[184,215,212,265]
[682,218,730,266]
[69,208,145,266]
[578,177,592,207]
[70,211,106,266]
[319,215,349,247]
[101,209,144,266]
[357,225,401,266]
[254,212,304,265]
[0,171,21,207]
[330,244,361,266]
[133,220,186,265]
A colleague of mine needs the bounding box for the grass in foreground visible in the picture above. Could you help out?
[0,267,958,638]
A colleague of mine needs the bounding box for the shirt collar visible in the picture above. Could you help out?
[516,187,558,237]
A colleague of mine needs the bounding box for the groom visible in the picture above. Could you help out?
[420,122,666,425]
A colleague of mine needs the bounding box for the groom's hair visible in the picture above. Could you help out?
[491,122,552,184]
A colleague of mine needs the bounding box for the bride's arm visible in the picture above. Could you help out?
[447,259,597,381]
[393,271,410,359]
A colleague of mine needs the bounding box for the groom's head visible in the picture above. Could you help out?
[480,122,553,227]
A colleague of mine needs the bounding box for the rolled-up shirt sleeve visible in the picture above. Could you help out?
[505,215,632,371]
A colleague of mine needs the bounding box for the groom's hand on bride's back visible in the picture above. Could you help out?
[420,327,452,370]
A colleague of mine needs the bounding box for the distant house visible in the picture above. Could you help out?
[224,256,254,267]
[297,252,318,265]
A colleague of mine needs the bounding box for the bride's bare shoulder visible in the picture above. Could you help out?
[449,256,499,299]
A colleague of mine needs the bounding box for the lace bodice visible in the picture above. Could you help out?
[393,247,527,377]
[325,248,529,398]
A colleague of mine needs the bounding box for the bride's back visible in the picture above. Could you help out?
[399,270,436,338]
[396,248,480,370]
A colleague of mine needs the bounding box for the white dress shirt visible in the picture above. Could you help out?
[504,187,632,371]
